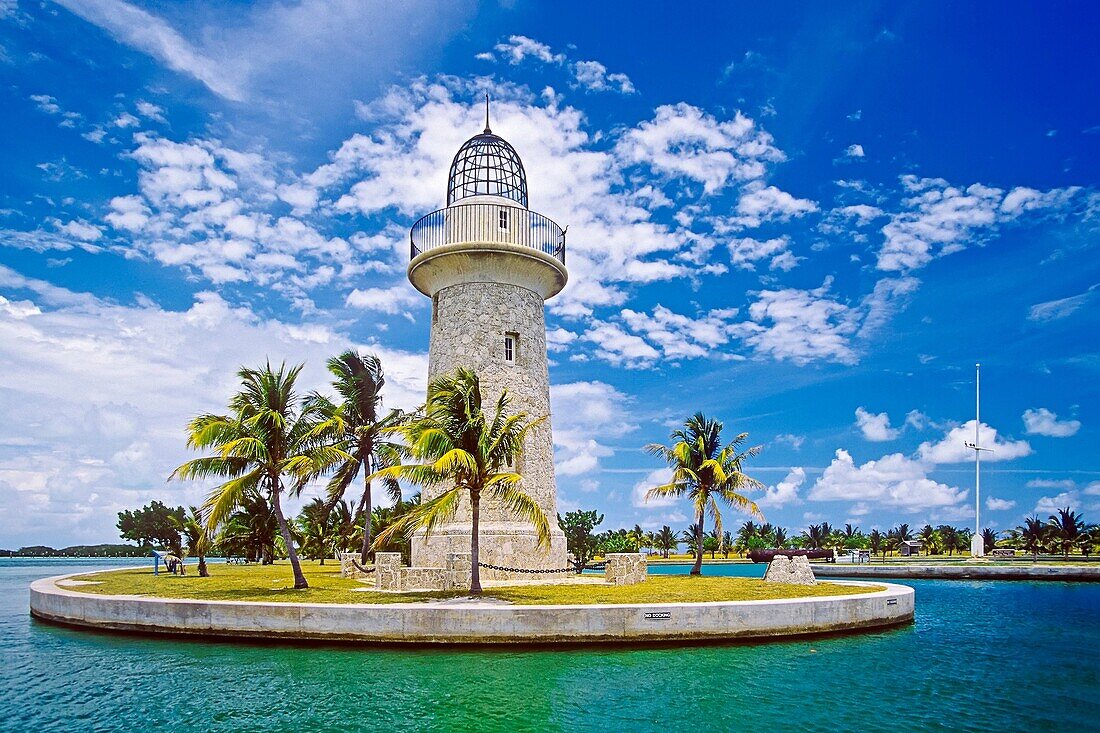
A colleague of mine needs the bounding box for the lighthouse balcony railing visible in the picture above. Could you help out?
[410,203,565,264]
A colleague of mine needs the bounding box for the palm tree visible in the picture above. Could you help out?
[217,490,280,563]
[313,351,405,563]
[918,524,938,555]
[655,525,676,558]
[680,524,701,558]
[981,528,999,554]
[170,506,210,577]
[704,528,721,556]
[368,492,421,562]
[801,524,826,550]
[735,520,758,556]
[773,526,788,549]
[296,497,340,565]
[1048,508,1085,557]
[721,530,733,558]
[644,413,763,575]
[868,529,885,560]
[328,499,355,554]
[1082,525,1100,558]
[1016,516,1048,560]
[758,523,776,547]
[938,525,959,556]
[172,362,348,589]
[370,368,549,595]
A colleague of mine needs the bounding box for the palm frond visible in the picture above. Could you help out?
[485,482,551,550]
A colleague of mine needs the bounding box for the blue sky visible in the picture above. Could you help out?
[1,0,1097,547]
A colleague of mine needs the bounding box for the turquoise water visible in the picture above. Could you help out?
[3,559,1098,732]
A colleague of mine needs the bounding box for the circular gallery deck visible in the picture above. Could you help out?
[30,572,914,645]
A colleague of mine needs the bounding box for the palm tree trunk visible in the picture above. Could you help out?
[272,485,308,589]
[359,472,373,564]
[198,552,209,577]
[470,488,482,595]
[692,512,704,576]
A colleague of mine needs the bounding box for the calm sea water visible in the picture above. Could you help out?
[2,558,1098,732]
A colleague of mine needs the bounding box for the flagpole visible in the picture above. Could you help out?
[974,363,981,556]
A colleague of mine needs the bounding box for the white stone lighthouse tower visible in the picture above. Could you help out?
[407,101,568,575]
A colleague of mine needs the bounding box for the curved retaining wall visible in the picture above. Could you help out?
[30,572,913,645]
[812,564,1100,582]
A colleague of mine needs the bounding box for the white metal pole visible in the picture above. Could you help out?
[973,363,982,556]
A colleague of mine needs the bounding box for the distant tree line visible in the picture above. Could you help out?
[558,510,1100,561]
[0,544,150,558]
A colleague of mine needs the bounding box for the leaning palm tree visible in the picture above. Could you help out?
[312,351,405,563]
[170,506,210,577]
[171,362,348,589]
[645,413,763,575]
[370,368,549,595]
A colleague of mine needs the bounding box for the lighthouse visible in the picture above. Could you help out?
[407,100,569,575]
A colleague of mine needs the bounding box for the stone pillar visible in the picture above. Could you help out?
[445,553,472,591]
[605,553,647,585]
[339,552,370,579]
[375,552,404,591]
[764,555,817,585]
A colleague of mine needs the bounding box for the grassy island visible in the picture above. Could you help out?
[71,561,881,605]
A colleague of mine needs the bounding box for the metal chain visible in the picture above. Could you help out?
[476,560,610,574]
[477,561,576,574]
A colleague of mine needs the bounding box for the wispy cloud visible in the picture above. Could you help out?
[55,0,246,101]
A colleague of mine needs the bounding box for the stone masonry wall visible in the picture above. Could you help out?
[764,555,817,585]
[605,553,647,586]
[413,280,567,573]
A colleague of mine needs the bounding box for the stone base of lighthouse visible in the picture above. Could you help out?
[412,523,569,581]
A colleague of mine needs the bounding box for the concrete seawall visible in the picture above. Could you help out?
[812,564,1100,582]
[30,572,914,645]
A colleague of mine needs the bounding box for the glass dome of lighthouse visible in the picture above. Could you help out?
[446,97,528,208]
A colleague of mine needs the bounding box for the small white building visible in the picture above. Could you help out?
[899,539,923,557]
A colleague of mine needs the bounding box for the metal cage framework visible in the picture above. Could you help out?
[446,133,529,208]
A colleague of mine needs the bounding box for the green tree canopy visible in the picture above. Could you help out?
[558,509,604,569]
[117,500,185,553]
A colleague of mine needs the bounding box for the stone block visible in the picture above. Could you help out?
[339,552,372,579]
[764,554,817,585]
[375,552,404,591]
[445,553,472,591]
[605,553,647,585]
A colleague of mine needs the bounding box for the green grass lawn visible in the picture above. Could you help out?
[70,560,881,605]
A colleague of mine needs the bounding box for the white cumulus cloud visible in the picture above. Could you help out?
[1022,407,1080,437]
[855,407,900,441]
[918,420,1032,464]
